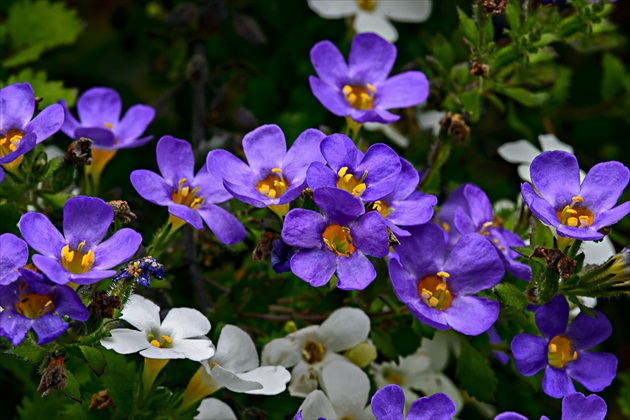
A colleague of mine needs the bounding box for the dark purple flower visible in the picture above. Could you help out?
[18,196,143,285]
[309,33,429,124]
[388,223,504,336]
[511,295,617,398]
[521,151,630,241]
[371,384,456,420]
[282,187,389,290]
[0,82,64,183]
[131,136,246,245]
[112,256,164,288]
[271,239,296,274]
[494,392,607,420]
[206,125,326,218]
[0,268,88,346]
[0,233,29,286]
[437,183,530,280]
[307,133,401,203]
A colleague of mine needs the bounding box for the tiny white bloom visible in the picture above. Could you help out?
[307,0,432,42]
[261,307,370,397]
[100,294,215,361]
[299,361,373,419]
[194,398,236,420]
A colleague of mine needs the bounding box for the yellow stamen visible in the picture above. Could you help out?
[356,0,377,12]
[417,275,454,310]
[256,170,289,200]
[172,178,205,209]
[0,129,24,158]
[342,84,375,110]
[441,222,450,233]
[437,271,450,278]
[322,224,355,257]
[547,335,577,368]
[15,293,55,319]
[571,196,584,203]
[150,339,161,348]
[338,167,348,178]
[567,217,578,227]
[161,335,173,344]
[60,241,95,274]
[271,167,282,173]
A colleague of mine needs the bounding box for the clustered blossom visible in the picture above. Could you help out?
[112,256,164,288]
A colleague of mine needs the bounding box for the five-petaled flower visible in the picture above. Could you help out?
[309,33,429,124]
[18,196,142,285]
[511,295,617,398]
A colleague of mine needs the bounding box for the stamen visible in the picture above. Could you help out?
[571,196,584,203]
[61,241,95,274]
[338,167,348,178]
[256,171,290,200]
[150,339,161,348]
[103,122,114,129]
[343,173,354,183]
[417,275,454,310]
[272,168,282,173]
[342,84,376,110]
[437,271,450,278]
[172,178,205,209]
[547,335,576,368]
[567,217,578,227]
[322,224,355,257]
[351,183,366,196]
[441,222,450,233]
[161,335,173,343]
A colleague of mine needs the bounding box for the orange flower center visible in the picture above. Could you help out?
[322,224,355,257]
[0,129,24,158]
[16,292,55,319]
[172,178,205,209]
[342,84,376,110]
[256,168,289,199]
[556,196,594,228]
[61,241,95,274]
[547,335,578,368]
[417,271,454,310]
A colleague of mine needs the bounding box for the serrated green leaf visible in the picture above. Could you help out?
[3,69,77,108]
[370,328,397,360]
[101,350,139,415]
[502,87,550,107]
[461,90,481,122]
[495,283,528,310]
[5,341,48,365]
[79,346,107,377]
[457,7,479,47]
[601,53,626,101]
[456,337,498,403]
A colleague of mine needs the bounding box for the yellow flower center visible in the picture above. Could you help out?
[357,0,377,11]
[0,129,24,158]
[418,271,454,310]
[336,166,368,197]
[547,335,578,368]
[556,196,594,228]
[342,84,376,110]
[172,178,205,209]
[372,200,393,218]
[61,241,95,274]
[302,340,325,364]
[322,224,355,257]
[256,167,289,199]
[103,122,114,129]
[15,292,55,319]
[148,333,174,348]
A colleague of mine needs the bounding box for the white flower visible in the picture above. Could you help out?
[261,307,370,397]
[307,0,432,42]
[194,398,236,420]
[298,361,373,420]
[100,294,214,361]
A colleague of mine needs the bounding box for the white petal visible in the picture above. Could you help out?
[420,331,459,371]
[364,122,409,148]
[170,337,215,361]
[581,237,616,265]
[307,0,357,18]
[261,338,301,367]
[121,295,161,333]
[493,199,515,213]
[417,110,446,137]
[214,325,259,373]
[407,371,464,415]
[320,307,370,352]
[288,361,319,397]
[101,329,150,354]
[517,164,532,183]
[161,307,211,339]
[299,390,338,420]
[398,351,432,374]
[538,134,573,153]
[497,140,540,165]
[354,11,398,42]
[195,398,237,420]
[208,364,263,393]
[378,0,432,22]
[321,361,370,415]
[234,365,291,395]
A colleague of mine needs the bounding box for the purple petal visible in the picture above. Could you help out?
[206,149,256,191]
[314,187,365,225]
[168,204,203,229]
[31,255,71,284]
[444,296,499,336]
[351,108,400,124]
[156,136,194,184]
[371,384,404,420]
[19,212,65,258]
[310,40,348,86]
[289,248,337,287]
[306,161,337,192]
[389,158,420,200]
[70,268,118,285]
[388,258,421,303]
[521,182,559,227]
[77,87,122,127]
[436,184,469,229]
[198,204,246,245]
[388,193,437,226]
[193,166,233,203]
[393,223,444,279]
[579,161,629,213]
[374,71,429,110]
[535,295,569,340]
[74,127,116,147]
[115,134,153,149]
[0,132,37,164]
[348,33,396,84]
[32,314,69,345]
[115,104,155,142]
[336,252,376,290]
[0,311,32,346]
[463,183,493,227]
[556,225,604,241]
[59,100,80,138]
[351,211,389,258]
[243,124,286,175]
[531,151,581,207]
[561,392,607,420]
[130,170,172,206]
[566,310,612,349]
[408,393,457,420]
[566,351,617,393]
[0,233,29,285]
[592,201,630,230]
[282,128,326,183]
[453,207,477,235]
[0,83,34,130]
[223,179,268,208]
[357,143,401,201]
[63,196,113,250]
[543,366,576,398]
[24,104,64,144]
[92,228,142,269]
[495,413,528,420]
[282,209,326,248]
[309,76,350,116]
[278,181,308,205]
[320,133,360,173]
[511,333,548,376]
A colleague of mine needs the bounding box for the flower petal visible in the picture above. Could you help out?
[92,228,142,270]
[408,393,457,420]
[282,209,326,249]
[162,307,211,340]
[307,0,357,18]
[156,136,195,184]
[566,351,617,393]
[309,76,350,116]
[561,392,607,420]
[314,187,365,225]
[310,41,349,86]
[535,295,569,340]
[24,104,64,143]
[32,313,69,345]
[444,296,499,336]
[521,182,559,226]
[58,99,80,138]
[31,255,71,284]
[206,149,256,193]
[320,307,370,353]
[0,311,32,346]
[229,365,291,395]
[101,328,151,354]
[379,0,432,21]
[290,248,337,287]
[566,309,612,349]
[19,212,65,258]
[213,325,259,373]
[579,161,629,213]
[222,179,267,208]
[120,294,162,333]
[77,87,122,127]
[388,193,437,227]
[321,361,370,415]
[168,204,204,230]
[209,364,263,393]
[393,223,444,279]
[195,398,237,420]
[320,133,361,173]
[261,337,301,367]
[497,140,541,165]
[1,83,35,130]
[298,390,337,419]
[74,127,116,147]
[511,333,549,376]
[115,104,155,142]
[530,151,581,206]
[130,170,172,205]
[353,11,398,43]
[306,161,337,191]
[193,166,233,203]
[282,128,327,183]
[336,252,376,290]
[351,211,389,258]
[592,201,630,231]
[168,337,214,361]
[242,124,286,175]
[198,204,246,245]
[349,33,396,83]
[542,366,576,398]
[0,233,29,284]
[63,196,113,250]
[374,71,429,110]
[357,143,401,201]
[371,384,404,420]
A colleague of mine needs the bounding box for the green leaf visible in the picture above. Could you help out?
[505,1,521,33]
[2,0,83,68]
[457,7,479,47]
[530,217,554,249]
[411,317,435,340]
[549,67,572,105]
[461,90,481,122]
[430,33,454,71]
[456,337,498,403]
[601,53,626,101]
[511,246,532,258]
[62,368,82,403]
[5,341,48,365]
[79,346,107,377]
[493,45,522,70]
[370,328,397,360]
[502,87,550,107]
[494,283,528,310]
[101,350,139,415]
[3,69,77,108]
[618,373,630,418]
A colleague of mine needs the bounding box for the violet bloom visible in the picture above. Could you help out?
[131,136,246,245]
[437,183,530,280]
[521,150,630,241]
[494,392,607,420]
[310,32,429,123]
[18,196,143,285]
[372,384,456,420]
[388,223,504,336]
[307,133,401,203]
[0,268,88,346]
[511,295,617,398]
[206,125,326,218]
[0,233,29,286]
[0,82,64,183]
[282,187,389,290]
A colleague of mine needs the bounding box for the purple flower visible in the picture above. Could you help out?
[131,136,246,245]
[307,133,401,203]
[511,295,617,398]
[0,268,88,346]
[282,187,389,290]
[437,183,530,280]
[309,33,429,123]
[206,125,326,218]
[0,82,64,183]
[0,233,29,286]
[18,196,143,285]
[372,384,456,420]
[494,392,607,420]
[388,223,504,336]
[112,256,164,288]
[521,151,630,241]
